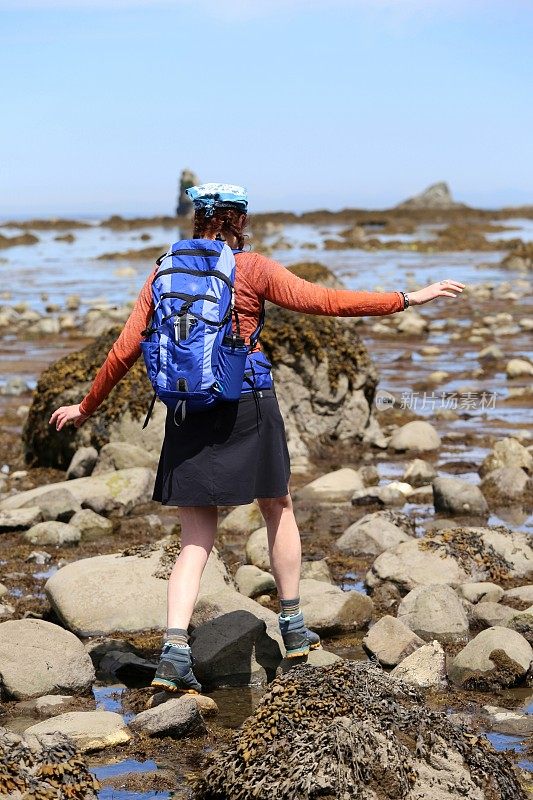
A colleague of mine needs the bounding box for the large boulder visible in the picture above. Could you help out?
[45,537,231,636]
[366,526,533,592]
[336,510,415,556]
[362,615,424,666]
[397,584,469,643]
[449,627,533,689]
[24,276,383,468]
[191,660,525,800]
[23,328,165,469]
[0,619,95,699]
[190,610,281,687]
[299,578,373,633]
[0,467,155,518]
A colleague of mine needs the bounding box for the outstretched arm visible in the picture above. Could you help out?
[254,254,404,315]
[250,254,463,315]
[49,264,157,431]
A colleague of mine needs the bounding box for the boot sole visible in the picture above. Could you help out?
[285,641,321,658]
[151,677,200,695]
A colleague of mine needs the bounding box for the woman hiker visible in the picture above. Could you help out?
[49,183,464,694]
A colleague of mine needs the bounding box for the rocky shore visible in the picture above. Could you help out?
[0,211,532,798]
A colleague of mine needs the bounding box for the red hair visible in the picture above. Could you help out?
[193,206,248,250]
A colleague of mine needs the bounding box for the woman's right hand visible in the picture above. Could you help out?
[49,404,89,431]
[407,279,465,306]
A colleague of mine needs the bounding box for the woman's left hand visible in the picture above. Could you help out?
[408,279,465,306]
[49,403,89,431]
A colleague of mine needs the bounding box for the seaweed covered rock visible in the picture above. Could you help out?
[191,660,525,800]
[0,727,99,799]
[366,525,533,592]
[23,262,380,469]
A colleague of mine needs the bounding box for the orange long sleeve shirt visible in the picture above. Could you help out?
[79,251,404,416]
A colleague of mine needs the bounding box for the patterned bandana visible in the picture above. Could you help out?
[186,183,248,217]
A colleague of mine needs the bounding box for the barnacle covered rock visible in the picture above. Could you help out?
[0,727,99,799]
[191,660,526,800]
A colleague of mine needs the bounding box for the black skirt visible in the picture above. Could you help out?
[152,388,291,507]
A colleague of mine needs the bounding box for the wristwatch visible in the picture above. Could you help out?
[400,291,410,310]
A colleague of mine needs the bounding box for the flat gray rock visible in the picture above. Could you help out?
[471,602,515,628]
[26,710,131,751]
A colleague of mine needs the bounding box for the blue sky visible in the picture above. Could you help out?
[1,0,532,215]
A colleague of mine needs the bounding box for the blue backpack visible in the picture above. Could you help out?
[141,239,272,426]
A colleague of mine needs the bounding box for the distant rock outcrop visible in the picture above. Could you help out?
[176,168,200,216]
[397,181,463,209]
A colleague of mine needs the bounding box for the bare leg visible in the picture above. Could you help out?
[167,505,218,630]
[257,494,301,599]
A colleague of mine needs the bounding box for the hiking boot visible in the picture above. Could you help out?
[279,611,321,658]
[151,643,202,694]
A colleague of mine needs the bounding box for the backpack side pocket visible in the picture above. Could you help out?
[141,340,160,386]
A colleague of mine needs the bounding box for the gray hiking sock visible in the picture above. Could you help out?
[164,627,189,648]
[280,597,300,618]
